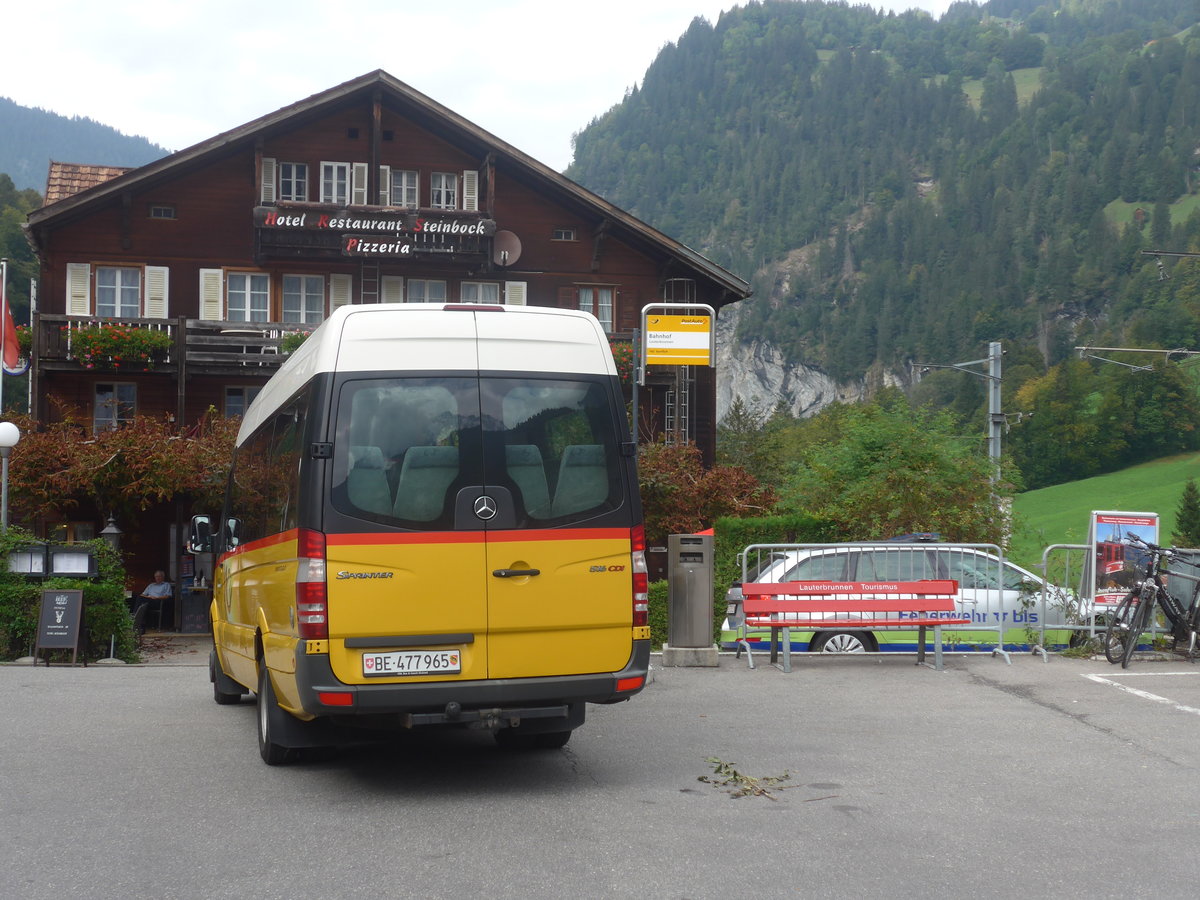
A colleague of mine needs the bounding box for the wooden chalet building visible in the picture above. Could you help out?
[22,69,750,598]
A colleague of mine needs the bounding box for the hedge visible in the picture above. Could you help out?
[0,528,137,663]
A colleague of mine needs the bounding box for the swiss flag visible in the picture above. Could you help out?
[1,274,26,377]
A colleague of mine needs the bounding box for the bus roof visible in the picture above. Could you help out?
[238,304,617,444]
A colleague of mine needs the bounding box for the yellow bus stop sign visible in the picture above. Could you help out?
[645,314,712,366]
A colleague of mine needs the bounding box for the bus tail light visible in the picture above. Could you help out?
[296,528,328,640]
[631,524,648,628]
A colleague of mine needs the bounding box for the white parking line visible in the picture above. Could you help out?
[1084,671,1200,716]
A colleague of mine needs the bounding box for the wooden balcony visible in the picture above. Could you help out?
[32,314,314,377]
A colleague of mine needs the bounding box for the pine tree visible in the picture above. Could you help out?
[1172,479,1200,548]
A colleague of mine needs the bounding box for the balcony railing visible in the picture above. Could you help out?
[33,314,314,374]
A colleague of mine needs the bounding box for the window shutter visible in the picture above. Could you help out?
[144,266,169,318]
[462,170,479,212]
[261,157,277,204]
[66,263,91,316]
[351,163,369,205]
[380,275,404,304]
[504,281,527,306]
[330,273,353,310]
[198,268,223,321]
[378,165,391,205]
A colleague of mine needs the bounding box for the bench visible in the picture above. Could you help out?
[736,579,969,672]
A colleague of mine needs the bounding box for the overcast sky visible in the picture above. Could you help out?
[3,0,952,172]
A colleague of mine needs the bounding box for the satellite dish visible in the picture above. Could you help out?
[493,230,522,267]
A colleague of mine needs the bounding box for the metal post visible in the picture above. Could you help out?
[1,448,8,532]
[988,341,1003,483]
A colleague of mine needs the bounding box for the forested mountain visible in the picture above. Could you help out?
[0,96,168,192]
[567,0,1200,489]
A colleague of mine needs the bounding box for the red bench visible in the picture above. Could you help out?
[736,579,969,672]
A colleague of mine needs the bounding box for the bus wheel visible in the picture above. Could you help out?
[810,631,874,653]
[211,649,244,705]
[257,667,292,766]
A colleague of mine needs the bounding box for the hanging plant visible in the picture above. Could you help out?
[65,325,173,371]
[15,325,32,357]
[280,331,310,354]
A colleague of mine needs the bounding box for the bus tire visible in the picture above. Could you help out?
[257,666,292,766]
[210,649,245,705]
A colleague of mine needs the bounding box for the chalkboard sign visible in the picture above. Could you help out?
[180,588,212,635]
[35,589,85,666]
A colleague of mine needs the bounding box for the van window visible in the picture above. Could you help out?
[228,396,307,544]
[942,550,1015,590]
[855,548,936,580]
[779,551,850,582]
[486,379,621,524]
[332,376,622,529]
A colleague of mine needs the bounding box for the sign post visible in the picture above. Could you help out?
[633,303,716,446]
[34,589,85,666]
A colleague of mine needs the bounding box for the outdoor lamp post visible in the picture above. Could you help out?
[99,515,123,551]
[0,421,20,532]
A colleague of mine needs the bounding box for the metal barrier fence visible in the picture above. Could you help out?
[1031,542,1200,657]
[736,541,1089,664]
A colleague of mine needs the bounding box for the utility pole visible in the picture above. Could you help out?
[915,341,1004,482]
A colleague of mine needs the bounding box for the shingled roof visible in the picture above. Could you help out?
[43,162,133,205]
[27,70,750,301]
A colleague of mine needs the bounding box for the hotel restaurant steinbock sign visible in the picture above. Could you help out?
[254,207,497,257]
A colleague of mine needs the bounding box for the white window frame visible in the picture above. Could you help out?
[430,172,457,209]
[320,162,351,205]
[279,162,308,202]
[552,227,577,241]
[96,266,142,318]
[227,272,271,323]
[578,285,615,332]
[406,280,447,303]
[460,282,500,304]
[282,274,326,324]
[94,382,137,433]
[391,169,419,208]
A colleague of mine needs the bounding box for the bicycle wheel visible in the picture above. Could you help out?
[1121,587,1155,669]
[1104,590,1138,665]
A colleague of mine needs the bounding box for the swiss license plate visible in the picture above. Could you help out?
[362,649,461,677]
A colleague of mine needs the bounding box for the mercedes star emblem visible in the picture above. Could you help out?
[474,495,497,520]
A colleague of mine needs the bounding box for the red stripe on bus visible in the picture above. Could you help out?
[327,527,628,547]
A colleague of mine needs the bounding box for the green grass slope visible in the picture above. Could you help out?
[1010,451,1200,570]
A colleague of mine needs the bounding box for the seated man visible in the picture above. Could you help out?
[136,570,173,631]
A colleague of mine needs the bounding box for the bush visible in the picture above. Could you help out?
[710,513,844,639]
[648,579,668,648]
[0,528,137,663]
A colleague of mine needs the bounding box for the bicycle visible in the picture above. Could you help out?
[1104,535,1200,668]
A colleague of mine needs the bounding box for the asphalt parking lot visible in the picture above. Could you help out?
[3,646,1200,899]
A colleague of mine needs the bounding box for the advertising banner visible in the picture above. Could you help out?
[1087,511,1159,606]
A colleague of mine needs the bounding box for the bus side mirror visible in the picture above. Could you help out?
[188,515,214,554]
[225,517,243,549]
